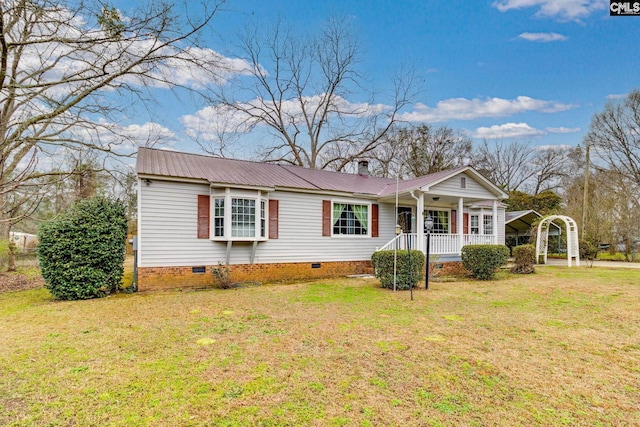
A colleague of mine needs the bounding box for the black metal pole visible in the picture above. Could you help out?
[425,231,430,289]
[404,211,413,301]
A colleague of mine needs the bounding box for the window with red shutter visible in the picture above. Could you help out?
[197,195,210,239]
[322,200,331,236]
[269,199,279,239]
[451,210,457,234]
[371,204,379,237]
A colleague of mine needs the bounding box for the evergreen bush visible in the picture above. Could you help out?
[38,196,128,300]
[371,250,424,290]
[461,244,509,280]
[510,244,535,274]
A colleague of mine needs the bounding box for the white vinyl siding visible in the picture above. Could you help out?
[497,208,505,245]
[139,180,396,267]
[430,173,497,199]
[138,179,217,267]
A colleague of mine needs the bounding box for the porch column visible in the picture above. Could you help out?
[417,192,425,253]
[458,197,464,254]
[492,200,498,244]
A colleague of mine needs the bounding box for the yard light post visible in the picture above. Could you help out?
[424,215,434,290]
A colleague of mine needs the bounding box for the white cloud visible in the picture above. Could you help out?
[517,32,568,42]
[546,126,580,133]
[63,119,177,154]
[120,122,176,147]
[606,93,628,100]
[473,122,546,139]
[400,96,576,122]
[181,94,390,141]
[492,0,607,21]
[536,144,572,150]
[180,105,254,142]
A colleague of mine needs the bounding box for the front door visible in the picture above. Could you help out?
[397,207,412,233]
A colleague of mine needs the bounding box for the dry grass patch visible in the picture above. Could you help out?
[0,267,639,426]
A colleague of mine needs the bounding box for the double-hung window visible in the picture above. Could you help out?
[426,210,449,234]
[470,215,479,234]
[483,215,493,235]
[213,198,225,237]
[333,203,369,236]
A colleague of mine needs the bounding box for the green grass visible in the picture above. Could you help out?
[1,267,640,426]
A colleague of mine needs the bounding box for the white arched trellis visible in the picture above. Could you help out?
[536,215,580,267]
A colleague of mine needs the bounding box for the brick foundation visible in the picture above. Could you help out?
[429,261,468,277]
[138,260,374,292]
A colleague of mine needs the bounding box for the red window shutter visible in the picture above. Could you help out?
[371,204,379,237]
[197,195,210,239]
[322,200,331,236]
[463,213,469,234]
[269,199,279,239]
[451,210,457,234]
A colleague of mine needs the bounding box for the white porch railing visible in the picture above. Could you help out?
[376,233,495,255]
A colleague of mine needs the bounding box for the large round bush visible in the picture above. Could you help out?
[38,196,128,300]
[461,244,509,280]
[372,250,424,290]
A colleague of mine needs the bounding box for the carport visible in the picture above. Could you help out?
[505,210,561,251]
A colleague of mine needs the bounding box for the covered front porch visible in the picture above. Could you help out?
[373,167,507,259]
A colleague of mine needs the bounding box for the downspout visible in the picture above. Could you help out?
[132,237,138,292]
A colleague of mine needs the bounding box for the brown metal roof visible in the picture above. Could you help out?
[136,148,504,199]
[136,147,395,195]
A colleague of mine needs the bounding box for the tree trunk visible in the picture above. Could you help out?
[7,240,16,272]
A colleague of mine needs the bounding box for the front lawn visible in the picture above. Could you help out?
[1,267,639,426]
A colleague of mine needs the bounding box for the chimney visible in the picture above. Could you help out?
[358,160,369,176]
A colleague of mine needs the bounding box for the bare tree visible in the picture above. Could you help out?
[586,89,640,189]
[473,139,536,192]
[0,0,227,233]
[210,16,419,170]
[563,167,640,255]
[529,146,571,194]
[369,124,472,178]
[473,139,571,194]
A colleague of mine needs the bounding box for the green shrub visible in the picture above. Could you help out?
[511,244,535,274]
[37,196,127,300]
[371,250,424,290]
[461,244,509,280]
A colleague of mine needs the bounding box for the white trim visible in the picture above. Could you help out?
[137,178,143,265]
[420,167,509,199]
[458,197,464,250]
[138,173,209,185]
[210,183,275,192]
[208,187,269,242]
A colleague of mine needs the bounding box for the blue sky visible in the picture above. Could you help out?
[119,0,640,154]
